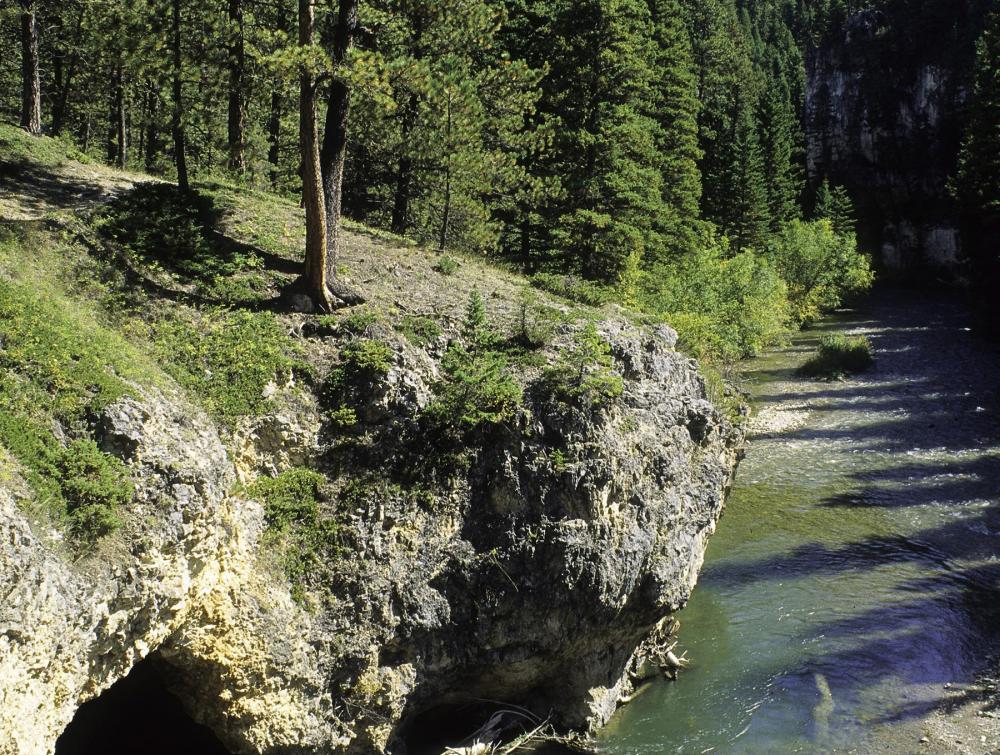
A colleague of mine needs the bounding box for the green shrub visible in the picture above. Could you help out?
[423,292,521,433]
[150,310,302,422]
[322,339,395,407]
[542,321,623,407]
[642,234,789,360]
[530,272,613,307]
[246,468,337,602]
[798,334,875,378]
[338,309,379,336]
[423,345,522,432]
[514,290,562,349]
[433,255,460,275]
[96,184,265,297]
[397,314,442,347]
[58,440,132,540]
[765,219,875,326]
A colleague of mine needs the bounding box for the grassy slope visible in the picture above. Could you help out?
[0,122,613,549]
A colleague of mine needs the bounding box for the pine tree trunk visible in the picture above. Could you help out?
[107,60,126,168]
[438,91,453,252]
[268,87,283,189]
[171,0,189,192]
[390,99,417,234]
[144,82,160,172]
[51,8,84,135]
[300,0,331,309]
[320,0,358,279]
[20,0,42,135]
[227,0,247,175]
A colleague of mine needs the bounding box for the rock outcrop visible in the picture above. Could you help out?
[0,317,742,754]
[805,3,989,274]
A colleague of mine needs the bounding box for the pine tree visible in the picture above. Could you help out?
[815,178,856,237]
[647,0,703,260]
[758,70,802,230]
[956,12,1000,331]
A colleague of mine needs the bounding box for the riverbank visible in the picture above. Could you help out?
[599,288,1000,753]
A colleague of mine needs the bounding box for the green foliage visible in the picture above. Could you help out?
[96,184,266,302]
[542,321,623,407]
[246,468,337,602]
[396,315,443,348]
[814,179,856,237]
[148,310,302,423]
[432,255,461,276]
[423,294,521,433]
[323,339,395,406]
[642,234,789,359]
[798,334,875,378]
[338,309,380,336]
[514,290,563,349]
[765,219,874,325]
[58,440,132,540]
[529,273,613,306]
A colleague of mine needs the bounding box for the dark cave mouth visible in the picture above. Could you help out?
[54,654,234,755]
[401,698,546,755]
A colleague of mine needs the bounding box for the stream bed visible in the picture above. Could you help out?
[598,290,1000,753]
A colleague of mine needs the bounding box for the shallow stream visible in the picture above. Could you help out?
[598,290,1000,753]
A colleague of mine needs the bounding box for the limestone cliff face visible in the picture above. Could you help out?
[0,317,742,754]
[805,3,989,274]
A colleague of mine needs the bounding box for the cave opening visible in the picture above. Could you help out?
[402,699,549,755]
[54,654,234,755]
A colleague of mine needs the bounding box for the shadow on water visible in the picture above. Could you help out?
[599,289,1000,753]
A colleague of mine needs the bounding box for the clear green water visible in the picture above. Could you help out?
[598,292,1000,754]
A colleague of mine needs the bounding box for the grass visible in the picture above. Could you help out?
[0,123,92,167]
[798,334,875,378]
[0,224,153,543]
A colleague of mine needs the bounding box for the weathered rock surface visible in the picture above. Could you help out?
[805,4,989,274]
[0,318,742,754]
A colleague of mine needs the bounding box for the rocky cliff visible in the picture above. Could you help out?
[0,303,742,754]
[805,1,990,275]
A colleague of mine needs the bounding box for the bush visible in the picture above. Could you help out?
[322,338,395,407]
[765,219,874,326]
[798,334,874,378]
[542,321,623,407]
[246,468,337,602]
[397,314,442,347]
[58,440,132,540]
[530,272,614,306]
[642,234,789,360]
[433,255,460,275]
[423,291,521,433]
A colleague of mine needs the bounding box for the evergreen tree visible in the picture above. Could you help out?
[758,67,803,230]
[647,0,703,260]
[815,178,856,237]
[956,12,1000,331]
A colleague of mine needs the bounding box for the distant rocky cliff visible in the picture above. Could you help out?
[805,2,990,275]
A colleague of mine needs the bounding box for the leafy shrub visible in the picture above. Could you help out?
[641,235,789,360]
[542,321,623,407]
[322,339,395,407]
[433,255,460,275]
[765,219,874,326]
[150,310,302,422]
[397,314,442,347]
[423,346,522,432]
[798,334,875,378]
[246,468,337,602]
[530,272,613,306]
[338,309,379,336]
[58,440,132,540]
[96,184,265,296]
[514,289,562,349]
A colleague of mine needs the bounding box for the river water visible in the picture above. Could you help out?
[598,290,1000,753]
